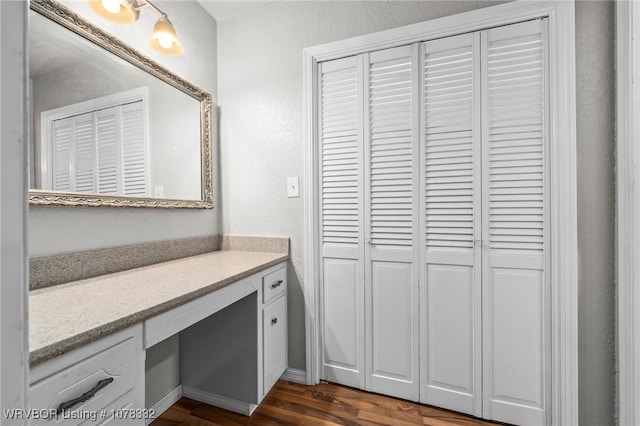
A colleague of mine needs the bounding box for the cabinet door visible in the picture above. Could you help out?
[421,32,482,417]
[263,296,287,395]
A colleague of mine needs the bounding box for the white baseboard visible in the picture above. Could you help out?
[281,368,307,384]
[143,369,306,424]
[182,385,257,416]
[146,385,183,425]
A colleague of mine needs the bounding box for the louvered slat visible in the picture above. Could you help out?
[425,39,475,249]
[321,57,360,245]
[369,49,413,247]
[486,23,544,253]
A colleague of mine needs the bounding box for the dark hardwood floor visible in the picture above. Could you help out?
[151,380,502,425]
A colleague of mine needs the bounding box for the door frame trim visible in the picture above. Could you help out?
[0,0,29,419]
[617,1,640,424]
[302,2,578,424]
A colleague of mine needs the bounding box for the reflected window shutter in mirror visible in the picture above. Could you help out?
[121,101,148,196]
[52,118,72,191]
[44,91,149,197]
[73,112,97,193]
[96,108,120,195]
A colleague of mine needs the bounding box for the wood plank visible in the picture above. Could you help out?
[151,381,502,426]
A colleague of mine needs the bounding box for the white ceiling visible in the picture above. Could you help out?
[196,1,275,22]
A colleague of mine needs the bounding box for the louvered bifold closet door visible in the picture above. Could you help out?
[481,19,549,426]
[319,56,365,389]
[421,33,482,417]
[364,45,420,401]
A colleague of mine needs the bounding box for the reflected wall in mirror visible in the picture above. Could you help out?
[29,0,213,208]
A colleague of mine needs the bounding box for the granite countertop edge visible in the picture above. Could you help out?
[29,253,288,367]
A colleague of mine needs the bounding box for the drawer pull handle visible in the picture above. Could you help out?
[56,377,114,415]
[271,317,278,325]
[271,280,283,289]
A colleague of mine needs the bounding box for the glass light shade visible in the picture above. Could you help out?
[149,16,183,56]
[87,0,138,24]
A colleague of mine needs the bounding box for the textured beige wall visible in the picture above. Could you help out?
[575,1,616,424]
[28,0,220,257]
[217,0,502,373]
[219,0,617,423]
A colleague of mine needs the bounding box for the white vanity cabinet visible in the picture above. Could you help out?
[261,266,287,396]
[29,252,289,423]
[179,262,288,415]
[29,325,145,425]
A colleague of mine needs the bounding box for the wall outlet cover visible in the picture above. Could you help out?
[287,177,300,198]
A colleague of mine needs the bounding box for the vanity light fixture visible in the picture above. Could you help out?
[88,0,138,24]
[149,16,183,56]
[87,0,183,55]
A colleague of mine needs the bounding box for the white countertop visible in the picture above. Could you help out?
[29,250,288,366]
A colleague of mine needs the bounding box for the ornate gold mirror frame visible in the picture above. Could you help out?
[29,0,214,209]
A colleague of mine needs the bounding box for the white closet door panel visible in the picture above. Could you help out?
[322,257,362,388]
[481,19,549,426]
[488,267,545,425]
[121,101,147,196]
[369,259,414,397]
[422,32,481,416]
[72,112,97,193]
[52,118,72,192]
[425,262,474,411]
[320,56,365,389]
[96,108,121,195]
[365,44,419,401]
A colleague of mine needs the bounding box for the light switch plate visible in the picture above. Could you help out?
[287,177,300,198]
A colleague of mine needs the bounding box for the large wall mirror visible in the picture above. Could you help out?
[29,0,213,208]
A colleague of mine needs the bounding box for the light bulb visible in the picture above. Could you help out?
[100,0,121,14]
[157,33,173,49]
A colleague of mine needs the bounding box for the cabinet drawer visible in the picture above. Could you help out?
[29,336,138,425]
[263,296,287,395]
[262,267,286,304]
